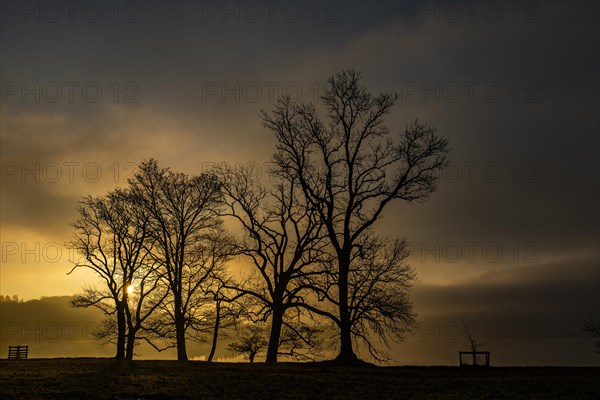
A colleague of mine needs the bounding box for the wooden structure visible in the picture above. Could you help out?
[459,351,490,367]
[8,345,29,360]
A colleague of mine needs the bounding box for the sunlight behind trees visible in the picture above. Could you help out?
[67,70,450,364]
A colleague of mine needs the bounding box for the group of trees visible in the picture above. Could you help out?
[68,163,228,360]
[0,295,23,303]
[68,69,450,363]
[583,319,600,353]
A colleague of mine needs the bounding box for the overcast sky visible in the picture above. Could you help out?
[1,1,598,365]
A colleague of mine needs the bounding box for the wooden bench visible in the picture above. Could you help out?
[8,345,29,360]
[459,351,490,367]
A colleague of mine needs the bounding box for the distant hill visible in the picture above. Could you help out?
[0,295,113,358]
[0,295,227,360]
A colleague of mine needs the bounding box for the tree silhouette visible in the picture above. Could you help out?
[127,159,225,361]
[583,318,600,353]
[68,189,166,359]
[297,231,416,362]
[205,281,241,363]
[462,319,486,366]
[0,295,22,303]
[215,163,328,362]
[228,324,268,363]
[277,320,324,361]
[263,69,450,362]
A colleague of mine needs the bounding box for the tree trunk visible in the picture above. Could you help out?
[174,295,188,361]
[207,300,221,362]
[115,302,126,359]
[125,330,136,360]
[249,352,255,363]
[335,254,358,363]
[265,306,284,363]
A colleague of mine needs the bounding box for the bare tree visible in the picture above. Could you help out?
[462,319,486,366]
[128,159,224,360]
[205,282,241,362]
[346,234,415,361]
[184,230,236,360]
[68,189,165,359]
[88,317,119,346]
[263,69,450,362]
[228,324,269,363]
[277,319,324,361]
[122,257,169,358]
[298,231,416,362]
[583,318,600,353]
[68,194,126,359]
[215,164,328,362]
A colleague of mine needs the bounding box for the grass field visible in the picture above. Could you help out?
[0,358,598,399]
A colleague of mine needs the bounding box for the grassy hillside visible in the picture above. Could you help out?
[0,358,598,400]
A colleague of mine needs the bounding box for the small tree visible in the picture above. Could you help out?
[583,318,600,353]
[228,324,268,363]
[462,319,486,366]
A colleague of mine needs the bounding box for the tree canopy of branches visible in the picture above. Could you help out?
[583,318,600,354]
[462,319,486,366]
[297,231,416,362]
[216,164,328,362]
[227,324,269,363]
[68,189,166,360]
[128,159,227,361]
[263,69,450,362]
[67,69,449,364]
